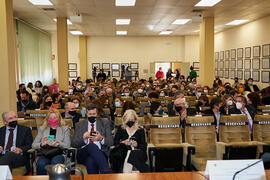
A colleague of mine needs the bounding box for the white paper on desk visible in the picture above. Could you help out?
[205,160,266,180]
[0,166,12,180]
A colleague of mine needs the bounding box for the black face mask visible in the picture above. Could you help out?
[197,101,203,107]
[175,106,182,113]
[216,78,219,80]
[69,111,76,116]
[126,121,135,128]
[88,117,96,123]
[45,101,53,106]
[8,121,17,128]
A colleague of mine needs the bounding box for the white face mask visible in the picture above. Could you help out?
[146,85,150,87]
[236,102,242,110]
[197,92,202,97]
[160,93,165,97]
[138,89,143,93]
[182,98,186,102]
[75,103,79,108]
[204,90,208,93]
[77,86,82,89]
[227,100,233,106]
[125,93,130,96]
[92,88,95,91]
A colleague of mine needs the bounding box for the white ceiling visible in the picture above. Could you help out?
[13,0,270,36]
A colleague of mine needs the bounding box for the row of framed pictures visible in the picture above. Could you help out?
[68,63,78,78]
[92,63,139,71]
[215,70,270,83]
[215,58,270,70]
[215,44,270,60]
[101,70,139,77]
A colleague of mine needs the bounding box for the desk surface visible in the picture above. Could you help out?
[13,170,270,180]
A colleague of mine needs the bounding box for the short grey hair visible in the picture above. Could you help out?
[2,111,13,121]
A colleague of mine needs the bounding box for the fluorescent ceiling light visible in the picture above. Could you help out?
[28,0,53,5]
[116,19,131,25]
[226,20,249,25]
[159,31,173,35]
[70,31,83,35]
[193,30,200,32]
[115,0,136,6]
[195,0,221,7]
[116,31,127,35]
[172,19,191,25]
[53,19,72,25]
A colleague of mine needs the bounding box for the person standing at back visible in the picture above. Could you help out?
[189,66,197,80]
[155,67,164,80]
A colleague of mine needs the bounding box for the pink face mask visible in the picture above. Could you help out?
[48,119,59,127]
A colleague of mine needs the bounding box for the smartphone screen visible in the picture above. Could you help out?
[90,131,96,136]
[48,135,55,142]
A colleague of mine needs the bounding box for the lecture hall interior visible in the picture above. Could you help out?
[1,0,270,179]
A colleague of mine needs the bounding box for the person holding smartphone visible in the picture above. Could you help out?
[32,108,70,175]
[110,109,149,173]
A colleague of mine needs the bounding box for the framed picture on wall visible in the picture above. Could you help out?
[220,51,224,60]
[225,50,230,60]
[130,63,139,69]
[195,70,199,77]
[225,60,229,69]
[262,71,270,83]
[112,63,120,70]
[215,52,219,60]
[237,48,243,59]
[252,71,260,82]
[102,63,110,70]
[245,47,251,58]
[237,70,243,80]
[193,62,200,69]
[69,71,77,78]
[112,71,120,77]
[68,63,77,70]
[244,71,251,80]
[121,63,129,70]
[230,60,236,69]
[253,46,261,57]
[231,49,236,59]
[218,70,223,78]
[244,59,251,69]
[230,70,236,79]
[92,63,100,70]
[262,58,270,69]
[237,59,243,69]
[252,59,260,70]
[262,44,270,57]
[219,61,224,69]
[224,70,229,79]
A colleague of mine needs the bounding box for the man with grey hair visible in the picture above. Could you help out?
[61,102,81,128]
[0,111,32,171]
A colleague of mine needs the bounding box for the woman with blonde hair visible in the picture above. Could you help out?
[32,108,70,175]
[109,109,148,173]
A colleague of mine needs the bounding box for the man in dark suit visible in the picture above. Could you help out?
[61,102,81,128]
[0,111,33,171]
[71,104,113,174]
[229,95,256,133]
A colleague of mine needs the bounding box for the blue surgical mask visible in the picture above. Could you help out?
[248,81,253,85]
[158,108,164,115]
[115,102,121,107]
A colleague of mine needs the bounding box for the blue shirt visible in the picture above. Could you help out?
[3,126,17,154]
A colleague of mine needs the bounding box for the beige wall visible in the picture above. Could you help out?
[87,36,199,79]
[215,15,270,89]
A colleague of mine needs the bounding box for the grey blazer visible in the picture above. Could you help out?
[71,118,113,156]
[32,126,71,149]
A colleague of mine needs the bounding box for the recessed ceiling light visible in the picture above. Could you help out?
[116,19,131,25]
[70,31,83,35]
[53,18,72,25]
[116,31,127,35]
[28,0,53,5]
[226,20,248,25]
[172,19,191,25]
[195,0,221,7]
[115,0,136,6]
[159,31,173,35]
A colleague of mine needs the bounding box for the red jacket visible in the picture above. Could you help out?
[155,71,164,79]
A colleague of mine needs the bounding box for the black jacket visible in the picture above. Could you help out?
[17,100,37,112]
[229,105,256,121]
[245,84,260,92]
[0,125,33,155]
